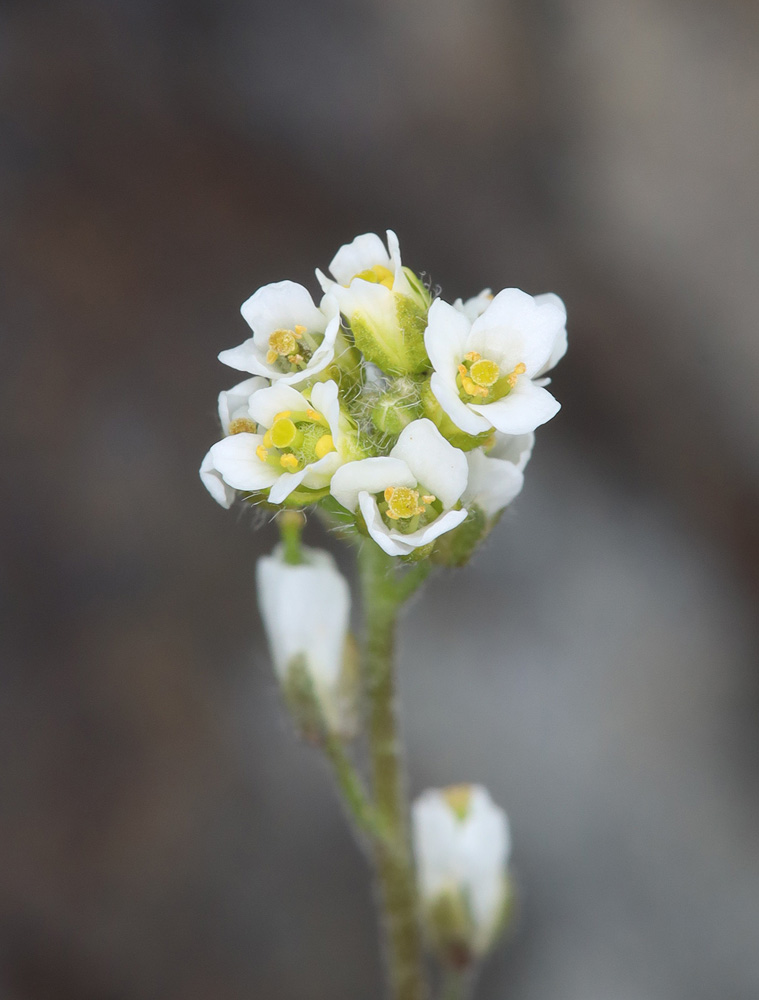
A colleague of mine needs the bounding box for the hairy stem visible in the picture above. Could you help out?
[359,540,428,1000]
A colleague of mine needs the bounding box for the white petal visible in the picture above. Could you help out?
[469,380,560,434]
[386,229,403,271]
[489,432,534,471]
[430,372,491,435]
[218,376,268,431]
[534,292,567,375]
[385,507,467,549]
[256,545,349,692]
[210,433,280,492]
[330,457,415,512]
[240,280,325,349]
[424,298,470,375]
[468,288,559,376]
[390,419,468,508]
[328,232,392,285]
[267,468,308,504]
[453,289,493,322]
[464,449,525,517]
[331,278,397,334]
[359,493,414,556]
[301,450,343,489]
[248,383,309,429]
[199,449,236,508]
[309,379,340,438]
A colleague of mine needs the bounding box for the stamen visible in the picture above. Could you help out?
[383,486,427,520]
[268,328,299,359]
[355,264,394,289]
[314,434,335,459]
[464,351,482,362]
[270,417,299,449]
[279,454,300,471]
[443,784,472,821]
[256,445,269,463]
[227,418,257,435]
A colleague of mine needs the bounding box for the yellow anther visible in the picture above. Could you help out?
[514,362,527,375]
[270,417,298,449]
[314,434,335,459]
[288,354,304,365]
[383,486,426,520]
[422,494,436,505]
[256,445,269,463]
[464,351,482,362]
[268,328,298,358]
[273,411,292,422]
[266,349,278,364]
[355,264,394,289]
[443,784,472,821]
[470,358,500,388]
[458,365,489,398]
[294,325,306,337]
[262,429,273,448]
[227,418,257,435]
[280,453,300,471]
[306,408,321,421]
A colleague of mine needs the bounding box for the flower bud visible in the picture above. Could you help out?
[412,785,512,968]
[256,544,357,739]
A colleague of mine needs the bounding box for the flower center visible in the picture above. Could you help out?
[255,408,335,472]
[354,264,394,289]
[266,325,320,372]
[457,352,526,402]
[443,784,472,821]
[377,485,439,532]
[227,418,257,435]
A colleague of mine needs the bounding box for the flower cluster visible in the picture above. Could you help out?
[201,231,566,561]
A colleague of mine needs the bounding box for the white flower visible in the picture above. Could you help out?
[200,375,268,508]
[462,433,534,518]
[210,380,350,505]
[412,784,511,959]
[453,288,494,322]
[218,280,341,386]
[316,230,429,375]
[425,289,566,436]
[257,544,354,735]
[330,418,468,557]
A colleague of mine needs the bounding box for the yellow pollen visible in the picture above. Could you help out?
[354,264,394,289]
[262,429,273,448]
[306,408,321,421]
[294,325,306,337]
[383,486,426,520]
[470,358,500,388]
[227,418,256,435]
[443,784,472,821]
[314,434,335,459]
[464,351,482,362]
[270,417,298,449]
[459,364,489,398]
[280,453,300,470]
[288,354,304,365]
[268,328,298,358]
[256,445,269,463]
[422,494,436,504]
[514,362,527,375]
[273,411,292,422]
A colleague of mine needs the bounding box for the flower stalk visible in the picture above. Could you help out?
[360,540,428,1000]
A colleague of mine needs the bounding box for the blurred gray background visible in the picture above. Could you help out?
[2,1,758,997]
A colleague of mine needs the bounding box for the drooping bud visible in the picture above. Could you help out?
[412,784,513,968]
[256,544,357,739]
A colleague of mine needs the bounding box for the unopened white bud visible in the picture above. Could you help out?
[256,544,357,738]
[412,784,512,967]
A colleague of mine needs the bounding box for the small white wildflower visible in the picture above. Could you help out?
[330,418,468,557]
[218,280,341,387]
[210,380,349,505]
[425,289,566,436]
[200,375,268,508]
[412,784,511,964]
[462,432,534,518]
[316,230,430,375]
[257,544,355,737]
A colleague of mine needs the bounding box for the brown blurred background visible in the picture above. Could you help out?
[2,1,759,997]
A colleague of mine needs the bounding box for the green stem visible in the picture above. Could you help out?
[322,729,392,844]
[359,540,428,1000]
[278,510,305,563]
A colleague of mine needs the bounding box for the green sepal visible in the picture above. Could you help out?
[431,506,489,567]
[421,382,492,452]
[424,889,476,970]
[401,542,434,564]
[349,292,430,376]
[402,267,432,308]
[282,654,325,743]
[370,376,424,437]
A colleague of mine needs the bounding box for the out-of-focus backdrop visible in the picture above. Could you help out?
[2,1,759,997]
